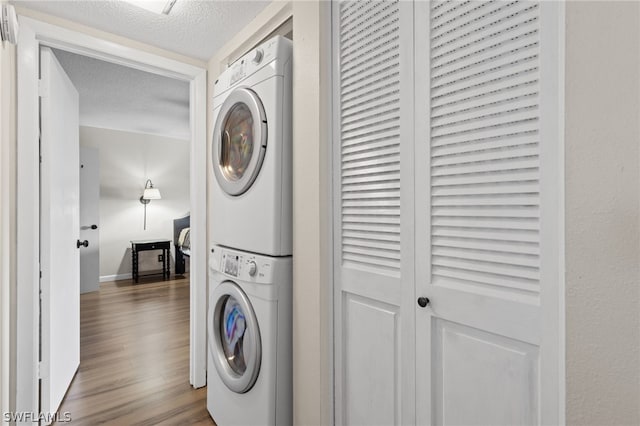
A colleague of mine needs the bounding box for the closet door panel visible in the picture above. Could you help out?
[415,1,562,424]
[333,1,415,424]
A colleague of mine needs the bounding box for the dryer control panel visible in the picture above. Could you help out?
[214,35,292,94]
[228,37,280,85]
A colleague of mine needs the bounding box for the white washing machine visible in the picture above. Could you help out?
[211,36,292,257]
[207,245,292,426]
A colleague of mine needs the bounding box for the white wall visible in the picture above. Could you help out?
[565,2,640,424]
[79,126,190,280]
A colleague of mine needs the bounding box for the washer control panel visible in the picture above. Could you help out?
[217,249,273,282]
[247,261,257,276]
[221,252,241,277]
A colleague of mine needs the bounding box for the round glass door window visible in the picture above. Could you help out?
[220,294,248,375]
[213,88,267,196]
[220,103,255,183]
[209,281,261,393]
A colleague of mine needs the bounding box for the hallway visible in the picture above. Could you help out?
[55,276,214,425]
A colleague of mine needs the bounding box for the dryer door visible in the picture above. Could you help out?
[208,280,262,393]
[212,87,267,196]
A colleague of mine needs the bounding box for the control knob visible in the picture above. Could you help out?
[252,49,263,64]
[248,261,257,276]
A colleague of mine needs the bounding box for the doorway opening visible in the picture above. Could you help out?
[16,16,207,419]
[40,45,197,420]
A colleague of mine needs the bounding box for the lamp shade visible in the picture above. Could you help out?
[142,187,161,200]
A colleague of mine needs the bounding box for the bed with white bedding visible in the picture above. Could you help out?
[173,215,190,275]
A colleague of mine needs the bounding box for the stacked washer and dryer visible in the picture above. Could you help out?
[207,36,293,426]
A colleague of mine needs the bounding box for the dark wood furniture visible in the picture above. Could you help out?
[130,239,171,283]
[173,215,190,276]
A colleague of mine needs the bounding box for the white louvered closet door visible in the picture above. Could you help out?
[333,0,562,424]
[414,1,563,425]
[333,1,416,425]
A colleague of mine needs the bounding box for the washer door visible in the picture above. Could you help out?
[212,87,267,196]
[208,280,261,393]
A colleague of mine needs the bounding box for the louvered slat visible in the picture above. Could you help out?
[431,194,539,207]
[431,216,538,230]
[343,198,400,208]
[432,205,539,218]
[431,131,538,155]
[342,127,399,149]
[432,236,539,256]
[339,0,401,273]
[429,0,541,296]
[431,156,539,176]
[343,230,402,243]
[342,154,400,172]
[342,163,401,178]
[342,137,401,155]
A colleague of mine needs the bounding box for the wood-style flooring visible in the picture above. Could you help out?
[55,276,215,425]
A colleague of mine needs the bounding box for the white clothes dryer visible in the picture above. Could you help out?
[211,36,292,256]
[207,245,292,426]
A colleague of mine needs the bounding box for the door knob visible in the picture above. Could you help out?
[417,297,430,308]
[77,239,89,248]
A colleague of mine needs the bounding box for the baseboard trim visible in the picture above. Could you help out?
[100,273,132,283]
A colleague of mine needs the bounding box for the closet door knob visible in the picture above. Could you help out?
[417,297,430,308]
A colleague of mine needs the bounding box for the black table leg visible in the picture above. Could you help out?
[163,247,167,279]
[133,245,139,283]
[166,247,170,278]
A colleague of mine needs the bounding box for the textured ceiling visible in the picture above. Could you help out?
[13,0,271,61]
[52,48,191,140]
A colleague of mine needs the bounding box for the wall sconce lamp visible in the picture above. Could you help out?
[140,179,161,230]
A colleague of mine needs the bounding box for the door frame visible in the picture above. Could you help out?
[15,16,208,417]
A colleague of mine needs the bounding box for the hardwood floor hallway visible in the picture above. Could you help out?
[55,276,215,425]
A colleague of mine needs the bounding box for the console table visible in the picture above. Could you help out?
[130,239,171,283]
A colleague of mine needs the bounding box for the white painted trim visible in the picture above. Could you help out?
[19,17,202,80]
[556,2,567,423]
[99,273,132,283]
[0,31,15,426]
[318,3,334,424]
[16,16,208,418]
[189,69,207,389]
[538,1,566,424]
[413,2,431,423]
[16,20,40,423]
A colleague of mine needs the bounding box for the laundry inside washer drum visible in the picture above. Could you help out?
[221,103,255,181]
[221,295,247,374]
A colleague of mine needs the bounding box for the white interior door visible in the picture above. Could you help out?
[414,1,562,424]
[79,146,100,294]
[333,1,416,424]
[334,1,562,425]
[39,47,80,423]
